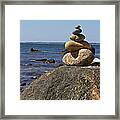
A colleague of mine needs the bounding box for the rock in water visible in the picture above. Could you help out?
[20,65,100,100]
[30,48,39,52]
[62,49,94,65]
[46,59,55,63]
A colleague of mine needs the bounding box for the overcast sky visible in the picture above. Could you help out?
[20,20,100,43]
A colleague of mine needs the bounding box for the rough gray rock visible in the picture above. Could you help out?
[21,65,100,100]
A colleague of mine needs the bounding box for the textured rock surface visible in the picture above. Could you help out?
[21,65,100,100]
[70,34,85,42]
[62,49,94,65]
[70,35,80,41]
[65,40,92,52]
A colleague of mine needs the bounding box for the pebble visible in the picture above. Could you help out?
[72,29,82,35]
[75,25,81,29]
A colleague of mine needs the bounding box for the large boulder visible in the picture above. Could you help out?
[21,65,100,100]
[62,49,94,65]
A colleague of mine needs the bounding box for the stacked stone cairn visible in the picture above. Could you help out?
[62,25,95,66]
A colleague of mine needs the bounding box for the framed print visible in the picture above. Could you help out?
[0,0,120,119]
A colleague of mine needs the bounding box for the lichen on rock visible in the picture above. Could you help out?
[21,65,100,100]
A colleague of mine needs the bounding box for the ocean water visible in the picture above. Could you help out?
[20,42,100,92]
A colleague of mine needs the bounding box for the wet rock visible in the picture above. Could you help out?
[57,63,64,67]
[21,82,26,86]
[36,59,47,62]
[31,76,37,79]
[31,59,55,63]
[30,59,47,62]
[30,48,40,52]
[62,49,94,66]
[46,59,55,63]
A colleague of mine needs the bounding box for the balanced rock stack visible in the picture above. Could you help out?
[62,25,95,66]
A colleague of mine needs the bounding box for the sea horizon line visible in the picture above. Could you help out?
[20,41,100,44]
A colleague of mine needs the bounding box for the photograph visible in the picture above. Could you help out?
[2,1,118,118]
[20,20,100,100]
